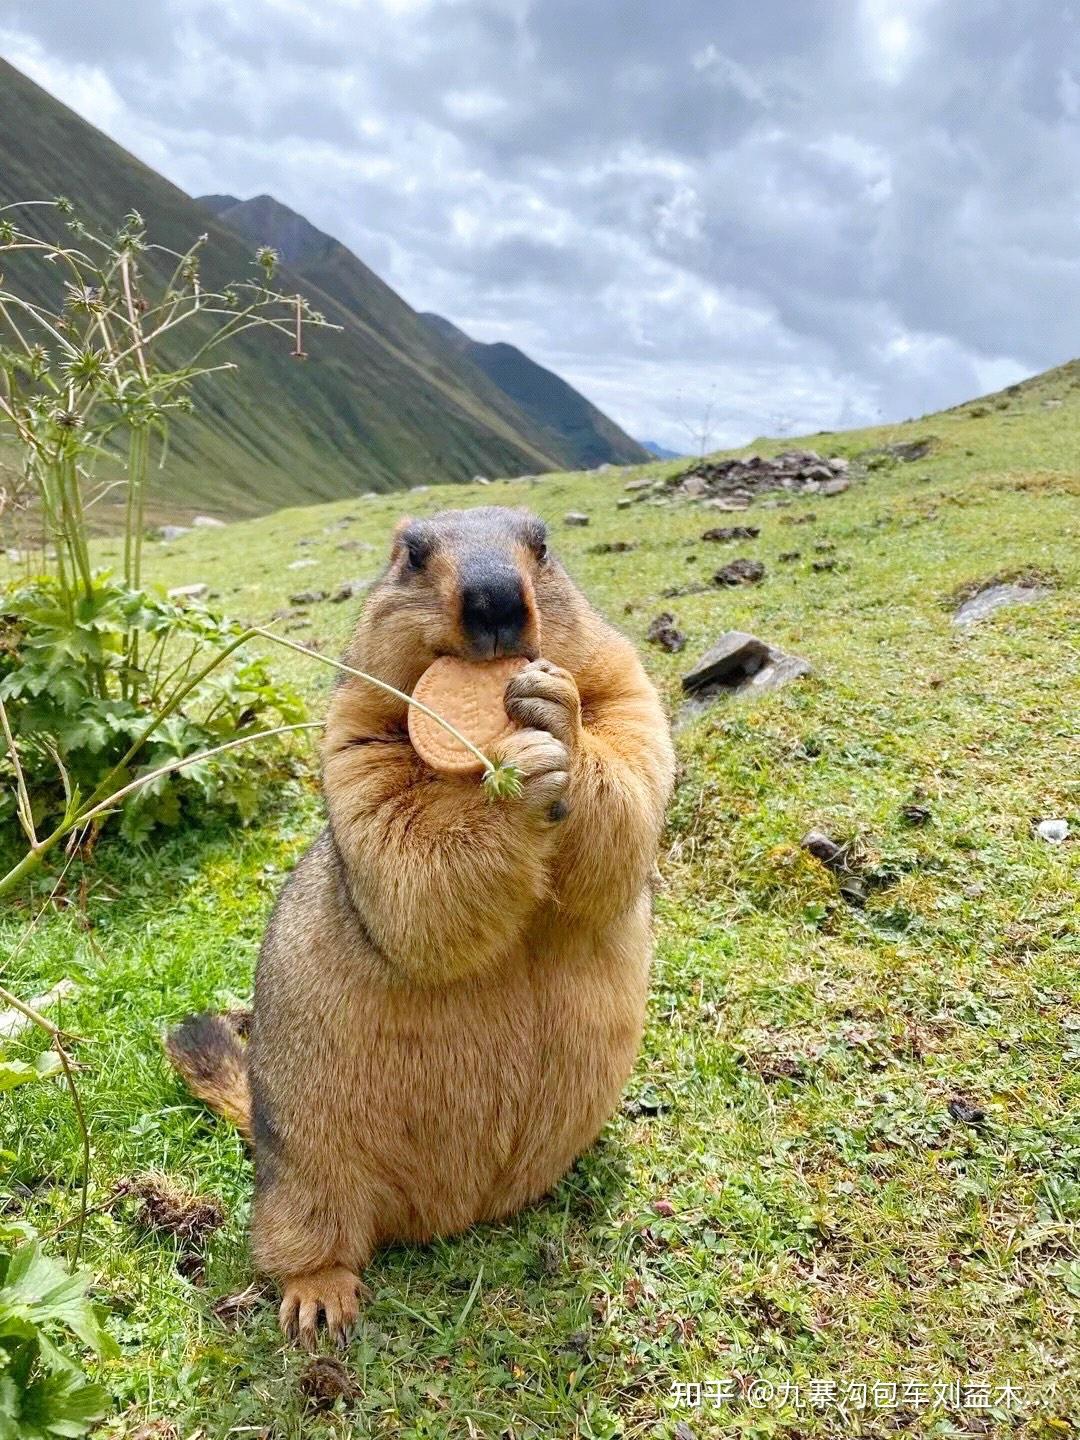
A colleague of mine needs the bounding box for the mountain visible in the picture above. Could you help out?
[639,439,684,460]
[202,194,647,473]
[0,59,573,520]
[420,313,649,470]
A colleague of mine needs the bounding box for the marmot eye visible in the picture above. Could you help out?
[535,542,548,563]
[405,542,427,571]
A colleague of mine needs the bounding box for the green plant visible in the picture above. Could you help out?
[0,1223,115,1440]
[0,574,307,842]
[0,201,327,850]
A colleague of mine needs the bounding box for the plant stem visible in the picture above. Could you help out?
[249,626,498,776]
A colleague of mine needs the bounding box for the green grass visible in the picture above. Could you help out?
[3,361,1079,1438]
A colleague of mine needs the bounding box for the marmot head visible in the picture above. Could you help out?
[355,506,584,687]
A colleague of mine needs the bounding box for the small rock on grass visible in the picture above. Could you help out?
[713,557,765,586]
[158,524,191,542]
[330,579,368,603]
[802,829,844,868]
[588,540,637,554]
[564,512,590,526]
[1035,818,1069,844]
[778,550,801,562]
[948,1095,986,1126]
[646,612,686,653]
[701,524,760,543]
[953,582,1051,626]
[290,590,327,605]
[167,583,208,601]
[192,515,226,528]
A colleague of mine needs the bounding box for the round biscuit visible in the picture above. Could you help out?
[408,655,527,774]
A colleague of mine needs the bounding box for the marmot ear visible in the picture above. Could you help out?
[390,515,416,552]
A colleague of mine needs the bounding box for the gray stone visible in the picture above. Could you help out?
[820,477,850,496]
[564,512,590,526]
[289,589,327,605]
[472,475,491,485]
[682,632,770,692]
[678,631,811,719]
[953,583,1051,626]
[624,477,653,492]
[1035,818,1069,845]
[802,830,844,867]
[330,579,370,603]
[616,497,633,509]
[287,558,316,570]
[158,525,191,542]
[192,514,226,528]
[167,582,208,601]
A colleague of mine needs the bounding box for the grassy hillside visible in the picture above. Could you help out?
[200,194,642,475]
[3,367,1079,1437]
[0,60,566,520]
[421,312,651,469]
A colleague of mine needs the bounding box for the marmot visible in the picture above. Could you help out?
[167,505,674,1346]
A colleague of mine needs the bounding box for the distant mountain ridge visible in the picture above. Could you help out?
[419,314,650,469]
[201,194,648,472]
[0,58,638,520]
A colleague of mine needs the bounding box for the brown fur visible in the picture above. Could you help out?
[167,507,674,1347]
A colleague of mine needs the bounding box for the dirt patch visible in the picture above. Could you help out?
[113,1172,225,1280]
[299,1356,358,1410]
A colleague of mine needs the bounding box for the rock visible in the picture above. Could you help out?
[858,437,935,465]
[802,830,844,868]
[0,979,78,1042]
[953,583,1051,626]
[409,484,430,493]
[616,497,633,509]
[713,557,765,586]
[681,632,770,692]
[778,550,801,562]
[167,583,208,601]
[158,525,191,542]
[564,512,590,526]
[624,477,653,492]
[839,876,868,907]
[901,803,933,826]
[948,1095,986,1126]
[289,590,327,605]
[287,558,316,570]
[812,559,837,572]
[679,631,811,718]
[192,515,225,528]
[596,463,614,473]
[671,449,852,503]
[330,579,369,603]
[702,495,751,511]
[701,525,760,543]
[472,475,490,485]
[646,612,686,653]
[1035,818,1069,845]
[588,540,637,554]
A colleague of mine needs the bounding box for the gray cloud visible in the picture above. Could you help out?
[3,0,1078,448]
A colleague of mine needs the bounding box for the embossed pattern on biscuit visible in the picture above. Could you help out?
[409,656,527,774]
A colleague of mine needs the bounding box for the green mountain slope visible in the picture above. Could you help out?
[201,193,646,472]
[0,59,566,519]
[421,312,651,468]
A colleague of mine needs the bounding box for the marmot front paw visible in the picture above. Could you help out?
[494,726,571,821]
[504,659,581,747]
[279,1265,366,1349]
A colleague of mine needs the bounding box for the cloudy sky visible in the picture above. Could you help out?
[2,1,1078,449]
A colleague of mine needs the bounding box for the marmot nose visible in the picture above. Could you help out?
[461,572,529,657]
